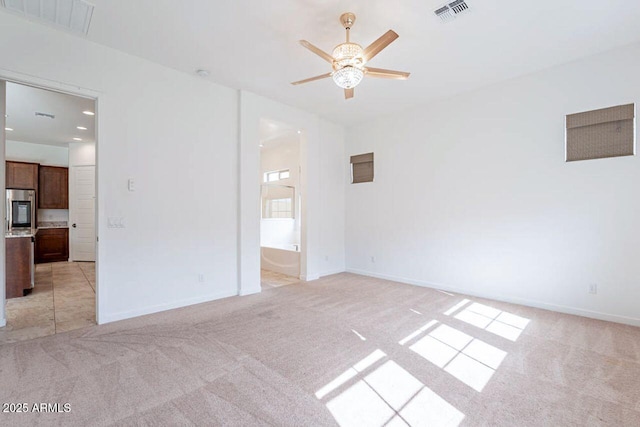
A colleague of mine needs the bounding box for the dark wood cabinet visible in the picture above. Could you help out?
[38,166,68,209]
[6,161,38,190]
[6,237,32,298]
[35,228,69,264]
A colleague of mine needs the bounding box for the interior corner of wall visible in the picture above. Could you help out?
[239,287,261,296]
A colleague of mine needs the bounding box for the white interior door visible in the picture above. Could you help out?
[70,165,95,261]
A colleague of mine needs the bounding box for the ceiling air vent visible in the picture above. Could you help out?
[1,0,94,36]
[35,112,55,119]
[434,0,470,22]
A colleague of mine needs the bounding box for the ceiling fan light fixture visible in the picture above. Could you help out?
[332,66,364,89]
[332,43,364,66]
[292,12,409,98]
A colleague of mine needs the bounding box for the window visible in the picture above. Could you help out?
[566,103,635,162]
[265,198,292,218]
[261,185,295,219]
[264,168,291,183]
[350,153,374,183]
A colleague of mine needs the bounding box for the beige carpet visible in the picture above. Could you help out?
[1,273,639,426]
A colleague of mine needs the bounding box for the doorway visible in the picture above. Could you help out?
[1,80,97,344]
[259,119,302,289]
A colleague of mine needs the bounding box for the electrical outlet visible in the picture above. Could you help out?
[370,256,376,263]
[588,283,597,294]
[198,274,205,283]
[324,255,329,261]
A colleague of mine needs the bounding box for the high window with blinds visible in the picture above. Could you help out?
[566,103,635,162]
[350,153,374,183]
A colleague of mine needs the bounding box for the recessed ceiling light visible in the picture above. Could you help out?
[73,137,83,141]
[83,111,95,116]
[5,127,13,131]
[77,126,87,130]
[297,130,302,134]
[259,144,264,147]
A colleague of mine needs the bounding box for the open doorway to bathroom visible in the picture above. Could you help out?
[259,118,302,289]
[1,81,97,344]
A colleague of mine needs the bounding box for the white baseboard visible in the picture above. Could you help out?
[319,268,347,278]
[239,286,261,296]
[0,317,6,327]
[346,268,640,327]
[301,273,320,281]
[99,289,238,325]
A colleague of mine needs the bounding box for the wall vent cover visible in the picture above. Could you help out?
[434,0,470,22]
[1,0,94,35]
[35,112,55,119]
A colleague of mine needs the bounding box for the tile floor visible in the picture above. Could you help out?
[261,269,300,289]
[0,261,95,344]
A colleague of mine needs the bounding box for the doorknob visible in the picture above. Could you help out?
[72,223,77,228]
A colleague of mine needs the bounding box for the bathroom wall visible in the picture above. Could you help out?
[260,134,300,249]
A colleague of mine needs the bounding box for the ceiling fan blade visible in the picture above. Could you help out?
[299,40,334,64]
[291,73,332,85]
[344,88,354,99]
[365,67,410,80]
[362,30,399,62]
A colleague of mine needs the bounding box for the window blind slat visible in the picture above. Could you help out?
[566,104,634,129]
[350,153,374,164]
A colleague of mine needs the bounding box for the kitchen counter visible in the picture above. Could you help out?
[37,221,68,229]
[5,229,37,239]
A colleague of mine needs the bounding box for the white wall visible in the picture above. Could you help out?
[346,43,640,326]
[6,140,68,166]
[0,14,239,323]
[38,209,68,222]
[240,91,346,289]
[319,120,346,276]
[69,142,95,166]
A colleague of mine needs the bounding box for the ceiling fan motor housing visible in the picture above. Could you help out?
[340,12,356,29]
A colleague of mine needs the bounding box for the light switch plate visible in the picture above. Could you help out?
[108,217,126,228]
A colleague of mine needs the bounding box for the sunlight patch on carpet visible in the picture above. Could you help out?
[410,324,507,392]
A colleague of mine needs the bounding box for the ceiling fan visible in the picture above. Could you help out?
[291,12,410,100]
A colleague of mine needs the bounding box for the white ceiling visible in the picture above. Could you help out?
[15,1,640,125]
[5,82,95,147]
[260,118,300,150]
